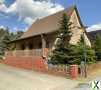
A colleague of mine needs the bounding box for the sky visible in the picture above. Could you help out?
[0,0,101,32]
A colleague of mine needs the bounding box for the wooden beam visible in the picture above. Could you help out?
[41,34,46,57]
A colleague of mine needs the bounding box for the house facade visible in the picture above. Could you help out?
[4,6,91,70]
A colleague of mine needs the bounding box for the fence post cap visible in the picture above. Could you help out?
[70,65,78,67]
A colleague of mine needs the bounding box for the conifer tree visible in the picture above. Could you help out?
[94,34,101,60]
[49,13,73,64]
[0,28,24,58]
[49,13,95,65]
[74,35,95,64]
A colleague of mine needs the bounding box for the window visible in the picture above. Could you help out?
[46,41,49,48]
[29,43,33,49]
[21,44,25,50]
[38,42,42,48]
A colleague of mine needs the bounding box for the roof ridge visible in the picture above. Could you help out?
[19,5,76,40]
[30,5,75,26]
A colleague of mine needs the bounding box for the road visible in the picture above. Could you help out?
[0,64,78,90]
[74,77,101,90]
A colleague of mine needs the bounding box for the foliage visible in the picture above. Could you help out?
[49,13,72,64]
[50,38,95,65]
[93,34,101,60]
[49,13,95,65]
[72,35,95,64]
[0,28,24,56]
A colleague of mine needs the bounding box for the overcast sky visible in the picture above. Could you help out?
[0,0,101,32]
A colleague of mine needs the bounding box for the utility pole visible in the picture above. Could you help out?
[76,26,87,78]
[82,31,87,78]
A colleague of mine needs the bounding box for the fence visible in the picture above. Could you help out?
[43,64,70,77]
[5,49,42,57]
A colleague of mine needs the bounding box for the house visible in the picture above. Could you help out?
[4,5,91,70]
[88,30,101,41]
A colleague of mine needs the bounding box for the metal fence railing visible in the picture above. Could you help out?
[45,64,70,77]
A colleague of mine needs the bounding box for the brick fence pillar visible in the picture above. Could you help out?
[70,65,78,79]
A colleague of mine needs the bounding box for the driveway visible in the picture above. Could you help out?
[0,64,78,90]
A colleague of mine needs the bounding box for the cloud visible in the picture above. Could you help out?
[23,17,34,25]
[0,3,7,12]
[0,25,6,29]
[87,23,101,32]
[0,0,5,4]
[0,0,6,12]
[9,26,27,32]
[5,2,17,14]
[0,0,64,25]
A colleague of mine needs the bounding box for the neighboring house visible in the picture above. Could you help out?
[88,30,101,41]
[4,5,91,70]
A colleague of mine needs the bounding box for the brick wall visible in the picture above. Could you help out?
[2,56,47,71]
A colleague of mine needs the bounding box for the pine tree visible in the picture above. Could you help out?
[50,14,95,64]
[94,34,101,60]
[72,35,95,64]
[49,13,95,65]
[49,13,72,64]
[0,27,24,58]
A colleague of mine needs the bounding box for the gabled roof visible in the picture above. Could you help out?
[19,5,82,40]
[9,5,83,43]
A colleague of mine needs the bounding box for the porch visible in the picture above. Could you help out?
[3,33,54,70]
[3,48,49,70]
[5,48,49,57]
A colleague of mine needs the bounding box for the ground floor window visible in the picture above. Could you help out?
[29,43,33,49]
[21,44,25,50]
